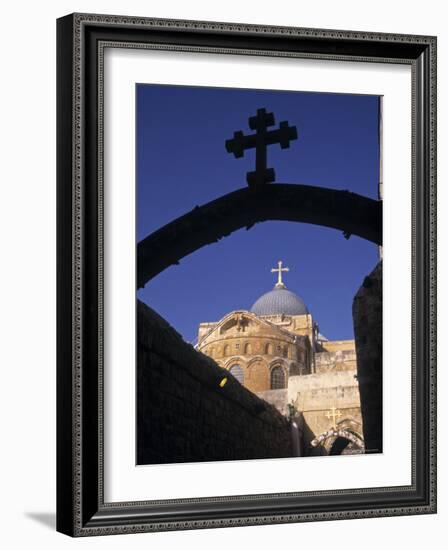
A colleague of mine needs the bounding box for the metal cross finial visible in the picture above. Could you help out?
[225,108,298,187]
[271,260,289,289]
[325,406,342,428]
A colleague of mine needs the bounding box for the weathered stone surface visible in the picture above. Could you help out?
[353,261,382,453]
[137,300,293,465]
[197,310,312,393]
[197,301,363,456]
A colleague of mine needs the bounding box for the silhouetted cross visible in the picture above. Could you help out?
[225,108,298,187]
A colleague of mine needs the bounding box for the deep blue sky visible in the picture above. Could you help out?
[136,84,380,343]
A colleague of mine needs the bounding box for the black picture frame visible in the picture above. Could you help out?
[57,13,437,537]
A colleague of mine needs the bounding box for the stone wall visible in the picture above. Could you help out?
[256,370,362,450]
[320,340,356,353]
[256,389,289,416]
[137,300,293,465]
[287,372,363,446]
[197,310,310,393]
[353,261,382,453]
[315,349,357,373]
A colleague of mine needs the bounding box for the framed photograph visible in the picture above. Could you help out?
[56,13,437,536]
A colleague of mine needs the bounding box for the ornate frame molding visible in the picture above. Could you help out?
[57,13,436,537]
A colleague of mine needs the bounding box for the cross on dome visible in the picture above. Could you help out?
[271,260,290,289]
[251,261,308,316]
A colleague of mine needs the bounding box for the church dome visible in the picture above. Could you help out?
[250,287,308,316]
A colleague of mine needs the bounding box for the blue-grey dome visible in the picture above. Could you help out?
[250,286,308,316]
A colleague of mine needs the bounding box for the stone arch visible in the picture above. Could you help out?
[269,358,288,369]
[137,184,381,288]
[223,356,246,369]
[223,344,231,357]
[246,355,265,367]
[337,416,363,434]
[244,342,252,355]
[309,428,365,456]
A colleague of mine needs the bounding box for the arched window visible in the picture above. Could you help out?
[271,366,286,389]
[229,364,244,384]
[223,344,230,357]
[244,342,252,355]
[265,343,273,355]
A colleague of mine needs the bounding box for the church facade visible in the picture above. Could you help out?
[197,262,365,456]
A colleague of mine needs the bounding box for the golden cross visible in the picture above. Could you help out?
[271,260,289,288]
[325,406,342,427]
